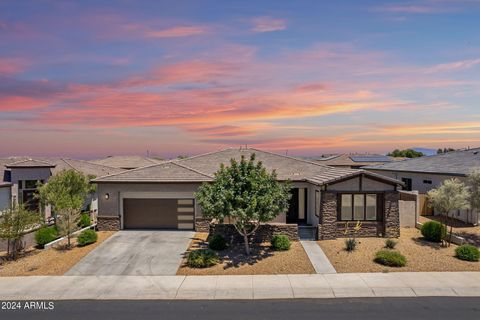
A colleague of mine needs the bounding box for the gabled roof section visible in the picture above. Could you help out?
[92,162,213,183]
[307,169,404,186]
[91,156,162,169]
[6,159,56,168]
[364,148,480,176]
[175,147,334,181]
[48,158,123,177]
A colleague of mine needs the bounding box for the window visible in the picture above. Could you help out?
[341,194,353,220]
[24,180,38,189]
[401,178,412,191]
[423,180,432,184]
[339,193,379,221]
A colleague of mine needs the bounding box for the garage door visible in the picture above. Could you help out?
[123,198,194,230]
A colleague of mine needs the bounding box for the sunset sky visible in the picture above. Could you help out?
[1,0,480,159]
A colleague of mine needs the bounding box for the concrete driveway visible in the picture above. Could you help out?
[66,230,195,276]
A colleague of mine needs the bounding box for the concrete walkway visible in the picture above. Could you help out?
[300,241,336,274]
[0,272,479,300]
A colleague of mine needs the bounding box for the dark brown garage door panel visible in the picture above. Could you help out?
[123,198,195,229]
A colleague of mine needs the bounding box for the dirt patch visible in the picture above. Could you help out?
[419,216,480,246]
[177,233,315,275]
[318,228,480,273]
[0,231,115,276]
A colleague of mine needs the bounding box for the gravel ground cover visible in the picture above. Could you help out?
[177,233,315,275]
[318,228,480,273]
[0,231,115,276]
[419,215,480,246]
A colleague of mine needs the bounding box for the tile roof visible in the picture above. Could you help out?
[364,148,480,176]
[91,156,162,169]
[6,159,56,168]
[315,153,405,167]
[92,162,213,183]
[94,148,403,186]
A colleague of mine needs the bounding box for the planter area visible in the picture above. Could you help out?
[0,231,115,276]
[318,227,480,273]
[177,233,315,275]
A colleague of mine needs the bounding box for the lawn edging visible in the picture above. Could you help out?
[43,224,97,250]
[415,221,465,245]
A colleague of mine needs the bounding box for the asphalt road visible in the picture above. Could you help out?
[1,297,479,320]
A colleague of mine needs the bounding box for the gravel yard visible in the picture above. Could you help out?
[177,233,315,275]
[318,228,480,273]
[0,231,115,276]
[419,215,480,246]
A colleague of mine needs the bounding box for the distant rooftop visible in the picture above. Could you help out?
[91,155,163,170]
[315,153,405,167]
[364,148,480,176]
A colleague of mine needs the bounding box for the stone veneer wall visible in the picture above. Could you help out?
[209,223,299,243]
[384,192,400,238]
[97,216,120,231]
[318,191,400,239]
[195,218,211,232]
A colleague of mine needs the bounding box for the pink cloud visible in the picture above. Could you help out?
[423,58,480,73]
[144,26,209,38]
[251,16,286,33]
[0,58,25,75]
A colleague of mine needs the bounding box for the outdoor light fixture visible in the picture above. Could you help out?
[105,193,110,200]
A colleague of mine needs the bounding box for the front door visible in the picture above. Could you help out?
[286,188,307,224]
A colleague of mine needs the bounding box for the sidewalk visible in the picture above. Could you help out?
[1,272,479,300]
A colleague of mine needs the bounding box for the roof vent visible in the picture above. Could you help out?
[292,172,300,176]
[473,151,478,155]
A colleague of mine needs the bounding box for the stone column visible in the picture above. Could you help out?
[384,192,400,238]
[97,216,120,231]
[318,192,337,240]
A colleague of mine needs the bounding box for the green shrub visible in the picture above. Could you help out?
[271,235,291,251]
[186,249,219,268]
[208,234,227,251]
[374,250,407,267]
[455,245,479,262]
[78,213,91,228]
[77,229,98,247]
[35,226,58,247]
[385,239,397,249]
[421,221,447,242]
[345,238,357,252]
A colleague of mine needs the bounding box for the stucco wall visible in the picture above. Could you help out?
[327,176,395,192]
[10,167,52,203]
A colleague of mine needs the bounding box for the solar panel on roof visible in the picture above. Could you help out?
[349,156,392,163]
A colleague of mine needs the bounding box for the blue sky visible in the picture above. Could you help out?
[0,0,479,158]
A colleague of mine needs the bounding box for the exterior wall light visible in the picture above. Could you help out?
[105,193,110,200]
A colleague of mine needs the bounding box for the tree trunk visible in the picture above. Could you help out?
[448,213,453,247]
[242,230,250,255]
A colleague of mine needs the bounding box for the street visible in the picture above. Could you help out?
[1,297,479,320]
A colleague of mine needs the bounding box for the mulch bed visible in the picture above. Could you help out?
[177,233,315,275]
[0,231,115,276]
[318,228,480,273]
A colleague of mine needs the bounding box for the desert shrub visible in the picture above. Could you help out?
[208,234,227,250]
[421,221,447,242]
[78,213,91,228]
[271,235,291,251]
[455,245,479,262]
[35,226,58,247]
[374,250,407,267]
[345,238,357,252]
[77,229,98,246]
[186,249,219,268]
[385,239,397,249]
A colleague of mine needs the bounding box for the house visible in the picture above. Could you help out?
[0,157,123,217]
[364,148,480,225]
[91,155,162,170]
[315,153,406,169]
[93,148,406,240]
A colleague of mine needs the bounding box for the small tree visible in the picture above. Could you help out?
[196,154,291,255]
[467,170,480,223]
[427,178,470,246]
[0,203,40,259]
[37,170,96,248]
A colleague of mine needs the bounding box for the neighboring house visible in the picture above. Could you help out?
[91,155,162,170]
[315,153,406,169]
[365,148,480,225]
[93,148,406,240]
[0,157,123,218]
